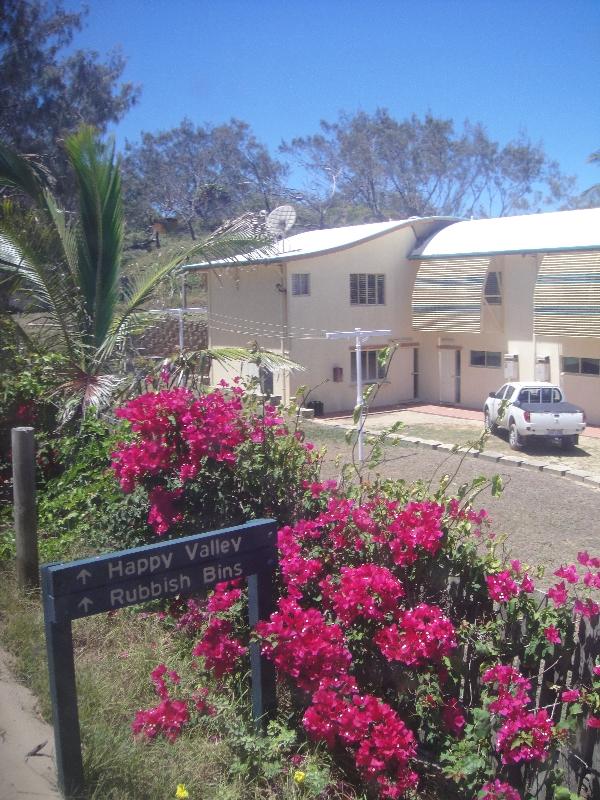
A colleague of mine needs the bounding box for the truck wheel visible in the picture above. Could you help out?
[560,435,577,450]
[484,409,496,434]
[509,422,523,450]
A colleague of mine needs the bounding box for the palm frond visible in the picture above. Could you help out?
[64,127,124,350]
[207,346,303,372]
[103,229,272,360]
[0,208,83,360]
[0,141,50,204]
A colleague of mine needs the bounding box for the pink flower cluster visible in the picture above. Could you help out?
[255,496,470,797]
[112,387,288,534]
[545,554,600,617]
[132,664,189,742]
[192,617,247,679]
[374,604,456,666]
[482,664,557,765]
[383,500,445,567]
[486,560,535,603]
[303,678,418,799]
[321,564,405,626]
[132,663,216,741]
[256,599,352,692]
[478,779,521,800]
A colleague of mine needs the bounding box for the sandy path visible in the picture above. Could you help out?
[0,646,60,800]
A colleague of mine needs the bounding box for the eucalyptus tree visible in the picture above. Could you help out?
[281,110,575,225]
[0,0,138,188]
[0,127,276,419]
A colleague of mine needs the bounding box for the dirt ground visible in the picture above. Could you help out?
[303,415,600,584]
[0,646,60,799]
[323,408,600,476]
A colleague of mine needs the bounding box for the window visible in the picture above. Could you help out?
[518,387,563,403]
[561,356,600,376]
[350,273,385,305]
[470,350,502,368]
[350,349,387,383]
[484,271,502,305]
[291,273,310,296]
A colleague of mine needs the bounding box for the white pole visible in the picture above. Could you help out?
[325,328,391,466]
[354,328,364,463]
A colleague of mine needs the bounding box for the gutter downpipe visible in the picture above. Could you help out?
[280,262,290,405]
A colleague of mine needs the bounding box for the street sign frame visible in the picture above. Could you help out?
[41,519,278,799]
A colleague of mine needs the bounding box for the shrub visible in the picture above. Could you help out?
[109,381,324,540]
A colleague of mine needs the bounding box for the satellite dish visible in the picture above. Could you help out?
[266,205,296,249]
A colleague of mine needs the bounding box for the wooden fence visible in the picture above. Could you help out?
[447,577,600,798]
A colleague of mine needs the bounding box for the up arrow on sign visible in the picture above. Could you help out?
[76,569,92,585]
[77,597,93,612]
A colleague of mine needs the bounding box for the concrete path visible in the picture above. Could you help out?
[0,646,60,800]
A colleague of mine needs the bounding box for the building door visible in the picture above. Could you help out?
[439,348,461,404]
[412,347,419,399]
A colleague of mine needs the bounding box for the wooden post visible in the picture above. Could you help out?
[12,426,39,589]
[41,568,84,799]
[247,569,277,730]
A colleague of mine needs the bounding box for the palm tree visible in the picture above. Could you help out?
[0,127,284,418]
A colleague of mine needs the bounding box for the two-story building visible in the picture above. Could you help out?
[185,207,600,423]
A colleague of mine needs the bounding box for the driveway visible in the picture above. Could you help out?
[306,408,600,584]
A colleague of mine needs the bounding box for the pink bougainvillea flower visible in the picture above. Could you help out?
[574,598,600,618]
[543,626,561,645]
[578,551,600,569]
[478,779,521,800]
[554,564,579,583]
[486,570,519,603]
[192,617,247,678]
[587,716,600,729]
[374,604,456,666]
[442,697,466,737]
[520,573,535,593]
[496,708,554,764]
[547,582,569,607]
[561,689,581,702]
[320,563,405,626]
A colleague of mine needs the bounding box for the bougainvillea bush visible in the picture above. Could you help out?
[118,385,600,799]
[110,380,325,539]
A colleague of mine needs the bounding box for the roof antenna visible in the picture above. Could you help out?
[266,205,296,252]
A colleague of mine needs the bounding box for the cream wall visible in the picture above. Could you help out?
[208,226,422,414]
[205,238,600,424]
[285,226,419,413]
[538,335,600,424]
[207,263,291,399]
[413,254,541,409]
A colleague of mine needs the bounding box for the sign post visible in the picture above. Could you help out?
[41,519,278,799]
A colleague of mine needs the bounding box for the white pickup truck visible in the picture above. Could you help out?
[483,381,586,450]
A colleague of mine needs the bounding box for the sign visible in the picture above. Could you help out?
[41,519,278,799]
[44,521,276,621]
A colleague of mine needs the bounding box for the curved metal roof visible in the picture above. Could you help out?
[184,216,457,270]
[412,208,600,259]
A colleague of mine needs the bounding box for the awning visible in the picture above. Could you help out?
[534,251,600,337]
[412,257,489,332]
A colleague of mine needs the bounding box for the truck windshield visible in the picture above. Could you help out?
[518,387,562,403]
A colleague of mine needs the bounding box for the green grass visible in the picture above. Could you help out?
[0,565,356,800]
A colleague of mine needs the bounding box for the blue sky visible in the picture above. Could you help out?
[66,0,600,196]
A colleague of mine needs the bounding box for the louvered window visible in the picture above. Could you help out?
[350,273,385,305]
[484,271,502,304]
[291,273,310,296]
